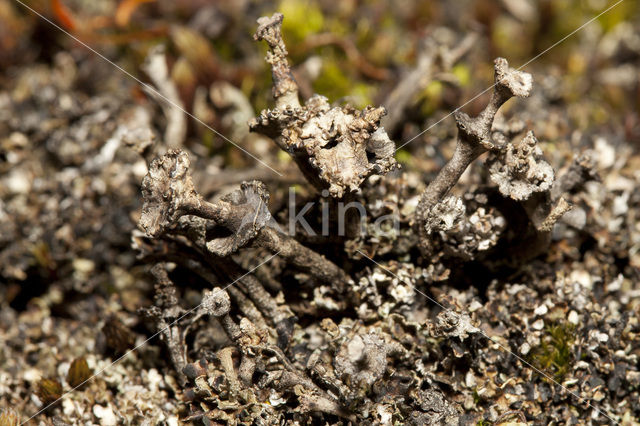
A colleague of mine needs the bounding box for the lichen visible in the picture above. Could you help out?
[249,13,397,198]
[486,131,555,201]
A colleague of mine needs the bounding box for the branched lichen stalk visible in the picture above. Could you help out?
[250,13,397,198]
[140,150,350,289]
[416,58,533,238]
[140,264,188,378]
[254,226,348,289]
[216,259,295,347]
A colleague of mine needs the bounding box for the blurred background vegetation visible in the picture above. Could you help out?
[1,0,638,167]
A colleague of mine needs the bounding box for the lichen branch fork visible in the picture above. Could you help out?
[139,149,350,289]
[416,58,533,233]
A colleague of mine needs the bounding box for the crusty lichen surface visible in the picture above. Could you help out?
[415,58,535,238]
[4,4,640,426]
[486,130,554,201]
[249,13,397,198]
[139,149,350,288]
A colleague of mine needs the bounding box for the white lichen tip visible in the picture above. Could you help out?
[200,288,231,317]
[494,57,533,98]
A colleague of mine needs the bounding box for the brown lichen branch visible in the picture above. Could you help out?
[139,264,188,381]
[198,288,246,348]
[215,260,296,349]
[254,13,300,110]
[250,13,397,198]
[196,288,352,419]
[199,288,267,388]
[217,347,242,397]
[537,197,572,232]
[416,58,533,241]
[134,224,296,347]
[139,149,350,289]
[139,150,222,238]
[259,354,355,420]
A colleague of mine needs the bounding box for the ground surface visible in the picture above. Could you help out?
[1,1,640,425]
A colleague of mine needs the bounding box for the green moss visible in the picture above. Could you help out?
[326,17,348,37]
[472,388,481,405]
[452,64,471,87]
[200,130,216,154]
[211,39,235,61]
[395,149,412,166]
[418,80,443,117]
[277,150,292,164]
[278,0,324,43]
[596,0,636,32]
[492,15,531,62]
[31,241,53,269]
[529,322,576,381]
[312,58,351,104]
[354,17,375,51]
[350,82,375,109]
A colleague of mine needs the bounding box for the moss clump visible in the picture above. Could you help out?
[67,357,92,389]
[311,58,352,104]
[0,409,20,426]
[418,80,443,117]
[36,378,62,405]
[279,0,324,43]
[529,322,576,381]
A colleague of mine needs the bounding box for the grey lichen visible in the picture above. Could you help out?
[139,150,201,238]
[429,309,478,341]
[416,58,533,235]
[139,264,188,380]
[249,13,397,198]
[486,130,555,201]
[139,149,350,288]
[253,13,301,110]
[5,6,640,426]
[408,389,461,425]
[333,332,388,387]
[428,206,507,261]
[422,195,466,234]
[140,150,273,255]
[412,57,571,254]
[130,11,613,426]
[200,287,232,318]
[204,181,272,257]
